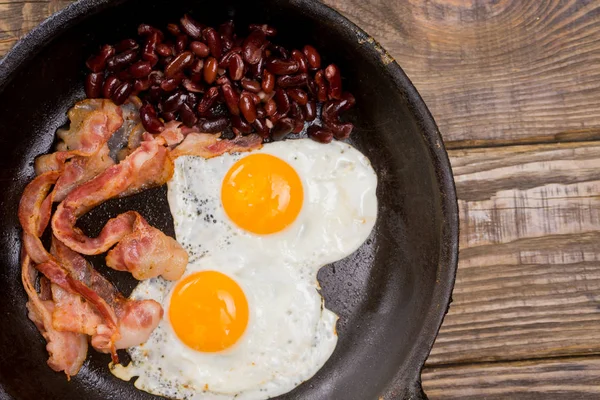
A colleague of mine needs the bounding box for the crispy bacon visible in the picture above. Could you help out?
[52,137,187,280]
[22,254,88,377]
[106,216,188,280]
[170,132,263,158]
[56,99,123,154]
[53,143,115,202]
[50,237,163,353]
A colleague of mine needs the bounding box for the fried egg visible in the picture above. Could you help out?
[111,138,378,399]
[168,138,378,268]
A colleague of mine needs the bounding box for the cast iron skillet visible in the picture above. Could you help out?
[0,1,458,399]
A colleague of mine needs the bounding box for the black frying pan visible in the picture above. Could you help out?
[0,1,458,399]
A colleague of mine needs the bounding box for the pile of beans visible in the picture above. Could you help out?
[85,15,355,143]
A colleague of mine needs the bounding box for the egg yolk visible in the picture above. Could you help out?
[221,153,303,234]
[169,271,249,352]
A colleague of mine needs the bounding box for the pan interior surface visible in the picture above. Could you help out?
[0,1,458,399]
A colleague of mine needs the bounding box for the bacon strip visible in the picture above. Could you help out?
[22,254,88,377]
[170,132,263,158]
[18,171,120,360]
[106,216,188,280]
[50,237,163,353]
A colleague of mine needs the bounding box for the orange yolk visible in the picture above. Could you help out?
[169,271,249,352]
[221,153,303,235]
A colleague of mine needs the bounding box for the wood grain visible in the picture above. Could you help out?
[426,141,600,366]
[323,0,600,145]
[422,356,600,399]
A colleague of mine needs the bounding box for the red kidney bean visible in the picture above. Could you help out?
[290,101,304,121]
[249,23,277,37]
[265,58,299,75]
[324,64,342,99]
[322,99,354,139]
[117,69,132,81]
[142,32,160,66]
[218,50,236,69]
[114,39,138,53]
[163,91,185,112]
[303,45,321,69]
[203,27,222,58]
[270,44,290,60]
[190,41,210,57]
[174,35,188,54]
[307,125,333,143]
[162,111,177,122]
[228,53,244,80]
[86,44,115,72]
[102,75,121,98]
[262,69,275,93]
[248,57,265,79]
[197,86,220,113]
[160,74,184,92]
[156,43,173,57]
[139,102,164,133]
[274,88,291,117]
[204,57,218,84]
[111,81,133,105]
[182,79,204,93]
[240,78,261,93]
[277,73,308,88]
[239,92,257,123]
[339,92,356,112]
[133,78,151,94]
[138,24,164,41]
[272,117,294,141]
[249,92,261,104]
[221,84,240,116]
[106,48,138,71]
[231,115,253,134]
[167,23,181,37]
[292,119,304,134]
[265,98,277,116]
[314,70,329,102]
[165,51,193,78]
[179,103,198,127]
[216,75,232,86]
[306,78,318,98]
[85,72,104,98]
[129,61,152,78]
[256,106,266,119]
[180,14,203,39]
[242,30,266,65]
[252,118,269,138]
[287,88,308,105]
[304,100,317,121]
[148,85,162,103]
[197,117,229,133]
[291,49,308,73]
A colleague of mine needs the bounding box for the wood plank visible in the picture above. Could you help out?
[2,1,600,145]
[323,0,600,145]
[0,1,71,56]
[422,356,600,399]
[427,141,600,366]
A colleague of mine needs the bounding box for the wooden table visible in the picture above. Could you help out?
[2,1,600,398]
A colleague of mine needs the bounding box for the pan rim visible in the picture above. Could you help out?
[0,0,459,398]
